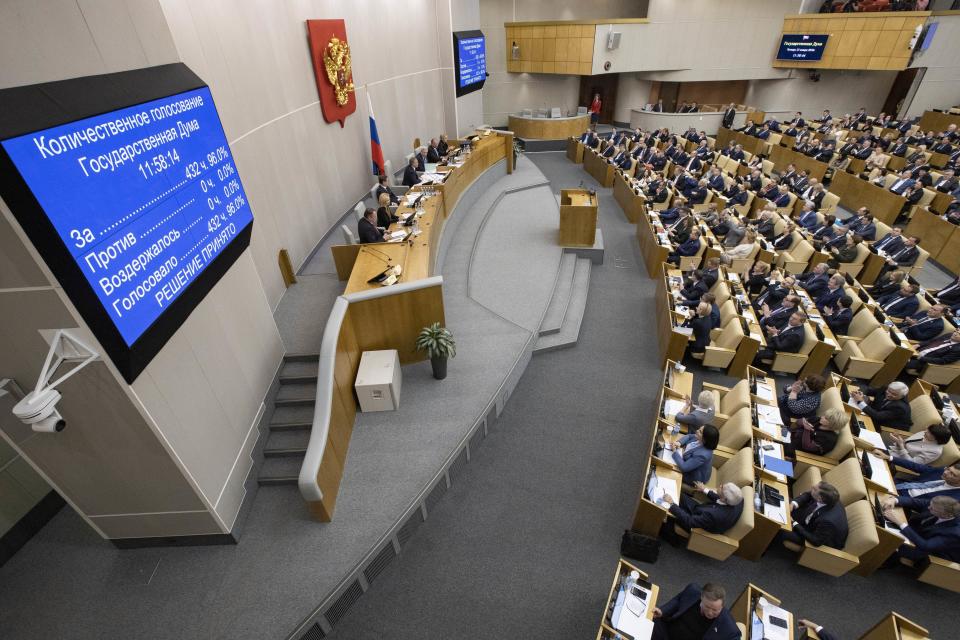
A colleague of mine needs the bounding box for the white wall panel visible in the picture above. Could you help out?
[745,70,896,119]
[907,16,960,118]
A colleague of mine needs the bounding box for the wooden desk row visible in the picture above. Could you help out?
[829,170,907,226]
[906,207,960,274]
[767,143,829,183]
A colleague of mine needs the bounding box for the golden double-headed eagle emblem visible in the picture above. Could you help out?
[323,36,354,106]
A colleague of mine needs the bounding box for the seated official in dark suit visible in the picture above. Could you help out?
[402,156,420,187]
[868,268,907,299]
[671,424,720,487]
[876,236,921,280]
[375,174,400,205]
[414,146,427,171]
[667,228,702,265]
[822,295,854,335]
[436,134,449,157]
[652,583,740,640]
[880,495,960,563]
[905,329,960,375]
[850,381,912,430]
[795,263,829,298]
[901,304,947,342]
[891,459,960,505]
[873,227,905,255]
[684,302,714,357]
[876,282,920,319]
[756,311,807,363]
[759,294,800,331]
[426,138,441,163]
[814,274,845,312]
[782,482,849,549]
[934,277,960,306]
[663,482,744,535]
[357,208,385,244]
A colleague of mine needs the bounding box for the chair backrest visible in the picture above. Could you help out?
[883,174,898,188]
[850,243,869,266]
[787,238,814,263]
[722,379,752,417]
[874,219,891,240]
[823,458,868,505]
[798,323,818,356]
[340,225,356,245]
[843,500,880,556]
[931,438,960,468]
[911,246,930,273]
[715,319,745,349]
[761,159,774,176]
[718,299,738,327]
[909,395,942,432]
[768,133,783,147]
[713,282,731,307]
[821,192,840,213]
[826,423,855,461]
[726,484,755,541]
[818,387,843,417]
[773,215,788,237]
[354,202,366,221]
[847,307,880,338]
[859,326,897,362]
[717,447,754,488]
[918,188,937,208]
[719,406,753,450]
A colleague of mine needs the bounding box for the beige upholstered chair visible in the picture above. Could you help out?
[652,192,673,211]
[705,447,755,490]
[905,245,929,277]
[700,320,745,369]
[836,307,880,343]
[819,191,840,214]
[929,438,960,469]
[793,500,879,577]
[777,237,814,275]
[816,386,844,417]
[733,191,755,218]
[835,243,869,278]
[692,191,715,213]
[791,458,868,506]
[834,326,897,380]
[907,394,943,433]
[776,192,798,217]
[716,299,739,329]
[916,557,960,594]
[770,323,818,375]
[918,360,960,388]
[685,485,755,561]
[728,243,761,273]
[711,281,732,307]
[715,406,754,451]
[703,379,752,423]
[678,238,706,271]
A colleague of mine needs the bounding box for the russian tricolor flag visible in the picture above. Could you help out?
[367,92,385,176]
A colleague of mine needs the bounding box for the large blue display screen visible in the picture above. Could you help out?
[1,86,252,347]
[454,30,486,97]
[776,34,829,61]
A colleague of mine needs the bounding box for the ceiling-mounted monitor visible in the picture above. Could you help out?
[454,30,487,97]
[776,34,829,62]
[0,64,254,383]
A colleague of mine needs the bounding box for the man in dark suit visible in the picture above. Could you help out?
[934,168,958,193]
[414,146,427,171]
[772,223,796,251]
[889,170,916,195]
[905,329,960,374]
[873,226,905,254]
[426,138,441,163]
[579,128,598,146]
[402,156,420,187]
[796,263,830,298]
[721,103,736,129]
[663,482,744,534]
[357,208,385,244]
[652,583,740,640]
[823,295,854,335]
[729,144,746,162]
[686,180,709,205]
[890,138,909,157]
[724,185,748,208]
[375,174,400,205]
[760,295,800,331]
[850,381,912,430]
[815,274,845,312]
[667,228,702,265]
[890,459,960,505]
[876,282,920,318]
[881,495,960,563]
[436,134,449,157]
[877,238,921,281]
[782,482,849,549]
[902,304,947,342]
[935,277,960,306]
[756,311,807,363]
[706,167,725,191]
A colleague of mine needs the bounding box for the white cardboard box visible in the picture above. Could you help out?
[354,350,402,412]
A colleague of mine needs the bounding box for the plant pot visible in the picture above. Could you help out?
[431,356,448,380]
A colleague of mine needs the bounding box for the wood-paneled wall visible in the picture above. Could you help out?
[675,81,748,111]
[505,22,596,75]
[774,11,929,71]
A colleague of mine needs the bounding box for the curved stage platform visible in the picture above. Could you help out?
[0,156,582,640]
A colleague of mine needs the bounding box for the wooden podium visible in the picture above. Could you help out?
[559,188,598,246]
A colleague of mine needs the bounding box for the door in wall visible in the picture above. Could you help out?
[579,74,619,125]
[883,67,921,118]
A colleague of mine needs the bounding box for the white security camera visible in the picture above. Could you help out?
[10,330,97,434]
[13,389,67,433]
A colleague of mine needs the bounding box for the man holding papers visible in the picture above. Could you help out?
[781,482,849,550]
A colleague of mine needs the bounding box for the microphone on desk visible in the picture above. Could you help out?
[365,246,393,264]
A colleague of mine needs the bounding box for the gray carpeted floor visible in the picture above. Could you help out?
[325,152,958,640]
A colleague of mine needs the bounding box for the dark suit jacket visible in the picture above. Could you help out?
[791,492,849,548]
[426,146,440,163]
[402,164,420,187]
[675,238,701,257]
[936,280,960,305]
[900,511,960,562]
[376,206,397,229]
[436,139,449,156]
[916,337,960,365]
[861,387,912,429]
[798,272,829,298]
[824,307,853,335]
[873,233,905,254]
[415,152,426,171]
[896,458,960,506]
[815,287,843,312]
[904,313,944,342]
[656,584,740,640]
[935,177,959,193]
[722,109,736,128]
[669,491,743,534]
[877,292,919,318]
[357,218,384,244]
[888,245,920,267]
[687,314,713,354]
[769,324,804,352]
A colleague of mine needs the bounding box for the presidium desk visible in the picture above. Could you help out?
[508,112,589,140]
[298,129,515,522]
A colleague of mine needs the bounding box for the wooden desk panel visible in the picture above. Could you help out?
[509,114,589,139]
[566,138,585,163]
[559,189,598,246]
[906,208,956,261]
[584,148,609,186]
[938,226,960,275]
[717,127,767,158]
[830,171,906,225]
[930,191,955,215]
[918,110,960,135]
[614,172,642,223]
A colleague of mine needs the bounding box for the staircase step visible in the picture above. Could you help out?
[269,404,314,430]
[274,382,317,407]
[533,258,591,354]
[257,456,303,485]
[282,352,319,363]
[280,358,318,384]
[539,253,577,336]
[263,430,311,457]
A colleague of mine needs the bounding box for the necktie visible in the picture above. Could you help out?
[897,480,946,496]
[921,338,951,356]
[883,297,904,312]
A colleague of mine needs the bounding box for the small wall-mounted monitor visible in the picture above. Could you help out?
[454,30,486,97]
[776,34,829,62]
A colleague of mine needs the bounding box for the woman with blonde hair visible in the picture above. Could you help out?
[724,229,757,260]
[789,407,846,457]
[376,192,398,228]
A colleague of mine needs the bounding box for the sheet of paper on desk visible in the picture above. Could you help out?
[663,399,686,417]
[614,612,654,640]
[728,273,741,282]
[760,600,791,640]
[756,405,783,424]
[755,383,775,401]
[764,502,786,524]
[867,452,896,492]
[857,429,887,451]
[757,420,780,440]
[884,523,909,541]
[809,316,824,325]
[675,326,693,336]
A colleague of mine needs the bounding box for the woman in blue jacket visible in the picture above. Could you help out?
[672,424,720,487]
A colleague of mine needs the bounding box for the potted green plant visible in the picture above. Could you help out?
[415,323,456,380]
